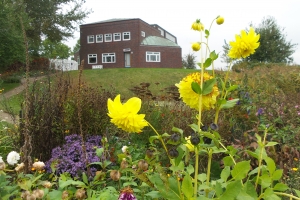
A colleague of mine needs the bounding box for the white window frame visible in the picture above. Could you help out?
[113,33,121,41]
[102,53,116,63]
[146,52,160,62]
[141,31,145,37]
[123,32,130,41]
[96,34,103,43]
[88,54,97,64]
[104,34,112,42]
[87,35,94,43]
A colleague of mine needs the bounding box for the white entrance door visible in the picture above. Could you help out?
[125,53,131,68]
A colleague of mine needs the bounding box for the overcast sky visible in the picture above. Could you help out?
[66,0,300,69]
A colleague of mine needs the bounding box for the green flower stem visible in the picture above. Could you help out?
[255,129,268,190]
[147,122,173,163]
[177,176,184,200]
[219,141,237,165]
[194,146,199,198]
[273,192,300,200]
[205,148,213,197]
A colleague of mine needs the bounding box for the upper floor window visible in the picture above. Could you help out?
[105,34,112,42]
[102,53,116,63]
[88,54,97,64]
[96,34,103,43]
[146,52,160,62]
[123,32,130,41]
[141,31,145,37]
[87,35,94,43]
[113,33,121,41]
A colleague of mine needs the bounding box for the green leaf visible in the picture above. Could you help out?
[265,142,278,147]
[202,78,216,95]
[203,58,212,68]
[172,127,183,134]
[219,180,242,200]
[191,81,202,94]
[272,169,283,181]
[243,181,257,199]
[186,164,194,175]
[231,160,251,180]
[227,84,239,92]
[149,135,160,144]
[82,172,88,184]
[215,181,223,197]
[264,188,281,200]
[145,191,161,198]
[197,173,207,183]
[236,190,255,200]
[264,157,276,175]
[223,156,235,167]
[259,174,272,189]
[205,29,210,38]
[123,181,138,187]
[182,174,193,199]
[294,189,300,197]
[96,147,104,157]
[220,99,239,109]
[221,166,230,182]
[48,190,63,200]
[273,183,289,191]
[210,50,218,60]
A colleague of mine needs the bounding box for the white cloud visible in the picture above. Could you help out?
[67,0,300,68]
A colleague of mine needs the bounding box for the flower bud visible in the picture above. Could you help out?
[43,181,52,188]
[120,159,129,169]
[191,135,200,145]
[192,43,201,51]
[138,160,148,171]
[15,162,25,172]
[75,188,87,200]
[201,125,208,132]
[170,133,180,142]
[110,170,121,181]
[216,16,224,25]
[32,189,44,199]
[191,20,204,31]
[146,149,154,159]
[210,123,218,130]
[168,148,179,158]
[62,191,69,200]
[203,137,212,144]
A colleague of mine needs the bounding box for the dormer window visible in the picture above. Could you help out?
[141,31,145,37]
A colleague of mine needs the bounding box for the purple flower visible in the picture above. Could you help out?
[118,188,137,200]
[256,108,264,116]
[45,134,102,178]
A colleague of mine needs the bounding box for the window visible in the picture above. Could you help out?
[88,54,97,64]
[102,53,116,63]
[87,35,94,43]
[96,34,103,43]
[141,31,145,37]
[123,32,130,40]
[146,52,160,62]
[158,28,164,36]
[105,34,112,42]
[113,33,121,41]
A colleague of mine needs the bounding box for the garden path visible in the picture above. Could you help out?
[0,76,45,124]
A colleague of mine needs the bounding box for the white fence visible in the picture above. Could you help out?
[50,59,78,71]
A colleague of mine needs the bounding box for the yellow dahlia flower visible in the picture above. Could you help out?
[107,94,148,133]
[192,42,201,51]
[175,72,219,110]
[228,27,260,59]
[191,20,204,31]
[216,16,224,25]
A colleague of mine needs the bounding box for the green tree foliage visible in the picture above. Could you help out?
[41,39,71,59]
[0,1,25,70]
[182,53,197,69]
[72,39,80,54]
[222,16,298,64]
[24,0,90,45]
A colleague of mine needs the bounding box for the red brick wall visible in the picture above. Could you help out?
[79,19,182,69]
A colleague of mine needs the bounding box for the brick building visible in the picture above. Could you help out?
[75,18,182,69]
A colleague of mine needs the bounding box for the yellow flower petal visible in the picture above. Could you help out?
[228,27,260,59]
[107,95,148,133]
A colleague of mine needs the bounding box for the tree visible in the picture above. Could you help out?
[0,1,25,70]
[182,53,197,69]
[41,39,71,59]
[222,16,298,64]
[24,0,90,45]
[72,39,80,54]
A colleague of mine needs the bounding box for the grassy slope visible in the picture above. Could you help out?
[68,68,200,98]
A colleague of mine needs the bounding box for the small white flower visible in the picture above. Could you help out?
[7,151,20,165]
[122,146,128,153]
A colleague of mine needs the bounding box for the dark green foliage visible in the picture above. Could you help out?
[41,39,71,59]
[182,53,197,69]
[0,2,25,70]
[247,16,297,63]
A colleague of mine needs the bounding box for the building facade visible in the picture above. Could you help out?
[76,18,182,69]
